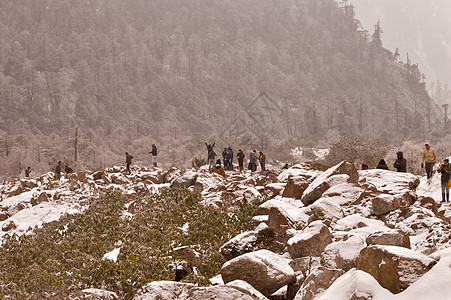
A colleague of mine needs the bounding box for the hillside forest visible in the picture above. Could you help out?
[0,0,446,179]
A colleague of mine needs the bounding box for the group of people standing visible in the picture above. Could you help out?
[205,142,267,174]
[363,142,450,203]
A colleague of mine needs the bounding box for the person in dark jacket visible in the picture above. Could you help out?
[226,147,234,170]
[394,151,407,172]
[376,159,389,170]
[440,159,451,202]
[361,163,369,170]
[125,152,133,174]
[249,150,257,172]
[205,141,215,157]
[149,144,158,167]
[64,165,73,173]
[207,149,217,171]
[222,148,228,169]
[55,161,62,181]
[211,159,226,178]
[25,166,32,178]
[237,150,245,171]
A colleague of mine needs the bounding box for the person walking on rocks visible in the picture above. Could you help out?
[125,152,133,174]
[422,142,438,180]
[394,151,407,172]
[237,150,245,171]
[149,144,158,167]
[55,161,62,181]
[440,158,451,202]
[258,151,266,171]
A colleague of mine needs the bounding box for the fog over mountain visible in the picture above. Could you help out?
[0,0,444,179]
[353,0,451,103]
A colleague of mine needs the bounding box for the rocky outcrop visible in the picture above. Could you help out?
[294,266,344,300]
[287,221,332,258]
[282,175,309,199]
[133,281,268,300]
[309,198,344,222]
[301,161,358,205]
[366,230,410,249]
[171,171,198,188]
[173,246,203,267]
[357,245,436,293]
[221,249,295,297]
[2,220,16,231]
[260,200,309,234]
[321,234,366,271]
[371,194,400,215]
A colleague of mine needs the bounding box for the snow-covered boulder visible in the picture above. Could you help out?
[260,200,309,234]
[2,220,16,231]
[173,246,203,267]
[294,266,345,300]
[0,211,7,221]
[220,231,259,261]
[282,175,310,199]
[359,169,420,195]
[315,269,393,300]
[371,194,400,215]
[301,161,358,205]
[133,281,266,300]
[226,280,268,300]
[31,192,49,206]
[321,234,366,271]
[171,171,198,188]
[366,230,410,249]
[243,187,261,203]
[287,221,333,258]
[357,245,436,293]
[309,198,344,222]
[220,249,295,297]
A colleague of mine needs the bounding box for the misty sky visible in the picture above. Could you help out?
[353,0,451,89]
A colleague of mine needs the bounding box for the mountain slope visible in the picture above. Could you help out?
[0,0,442,178]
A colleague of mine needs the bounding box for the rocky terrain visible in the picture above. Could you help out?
[1,161,451,299]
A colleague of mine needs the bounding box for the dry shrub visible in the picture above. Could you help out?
[324,136,390,168]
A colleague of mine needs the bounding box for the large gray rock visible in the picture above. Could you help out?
[171,171,198,188]
[371,194,400,215]
[221,249,295,297]
[294,266,344,300]
[366,230,411,249]
[309,198,344,222]
[133,281,267,300]
[260,200,309,234]
[287,221,332,258]
[321,234,366,271]
[357,245,436,294]
[301,161,358,205]
[282,175,310,199]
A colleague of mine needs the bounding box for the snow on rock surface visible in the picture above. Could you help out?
[287,221,332,258]
[220,249,295,297]
[359,169,420,195]
[301,161,358,205]
[357,245,436,294]
[133,281,266,300]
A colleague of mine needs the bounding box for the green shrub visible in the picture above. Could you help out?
[0,188,264,299]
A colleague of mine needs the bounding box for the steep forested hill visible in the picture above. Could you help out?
[0,0,442,177]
